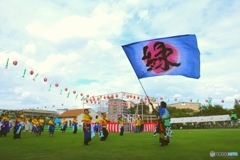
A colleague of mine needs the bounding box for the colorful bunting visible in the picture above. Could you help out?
[5,58,9,69]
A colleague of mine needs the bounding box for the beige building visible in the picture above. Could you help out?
[168,102,200,111]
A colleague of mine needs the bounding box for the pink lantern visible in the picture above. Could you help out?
[30,70,34,75]
[13,60,18,66]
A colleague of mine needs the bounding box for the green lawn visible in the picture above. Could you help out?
[0,129,239,160]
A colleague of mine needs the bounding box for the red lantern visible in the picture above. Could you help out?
[160,97,163,100]
[94,101,96,104]
[133,95,136,99]
[64,88,68,91]
[190,99,192,102]
[221,100,224,103]
[137,96,140,99]
[127,95,129,98]
[104,96,106,99]
[80,93,83,96]
[30,70,34,75]
[55,83,59,87]
[43,78,47,82]
[86,100,89,103]
[130,95,132,98]
[115,94,118,98]
[73,91,76,94]
[205,99,208,103]
[13,61,18,66]
[87,95,89,98]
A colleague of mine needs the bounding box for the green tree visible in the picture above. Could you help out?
[233,99,240,118]
[128,103,150,114]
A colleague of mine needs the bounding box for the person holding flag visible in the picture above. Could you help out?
[149,100,172,147]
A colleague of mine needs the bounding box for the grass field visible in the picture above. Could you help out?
[0,129,239,160]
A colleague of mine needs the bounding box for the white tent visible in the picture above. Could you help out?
[170,115,231,124]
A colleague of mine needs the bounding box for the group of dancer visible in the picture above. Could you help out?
[81,99,172,147]
[82,109,112,145]
[0,100,172,147]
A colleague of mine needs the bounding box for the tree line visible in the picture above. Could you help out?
[127,99,240,119]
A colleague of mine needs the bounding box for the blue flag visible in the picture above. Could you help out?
[122,34,200,79]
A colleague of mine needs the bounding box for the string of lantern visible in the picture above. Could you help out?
[1,48,239,111]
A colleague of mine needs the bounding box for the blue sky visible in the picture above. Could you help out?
[0,0,240,111]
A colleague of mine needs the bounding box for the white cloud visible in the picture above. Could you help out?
[23,43,36,54]
[0,0,240,110]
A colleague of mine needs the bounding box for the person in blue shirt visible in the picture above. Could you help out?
[150,101,172,147]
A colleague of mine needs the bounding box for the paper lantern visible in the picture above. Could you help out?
[205,99,208,103]
[127,95,129,98]
[104,96,106,99]
[62,103,64,106]
[87,95,89,97]
[55,83,59,87]
[174,98,177,101]
[64,88,68,91]
[30,70,34,75]
[133,95,136,99]
[160,97,163,100]
[43,78,47,82]
[137,96,140,99]
[190,99,192,102]
[80,93,83,96]
[221,100,224,103]
[130,95,132,98]
[13,61,18,66]
[73,91,76,94]
[115,94,118,98]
